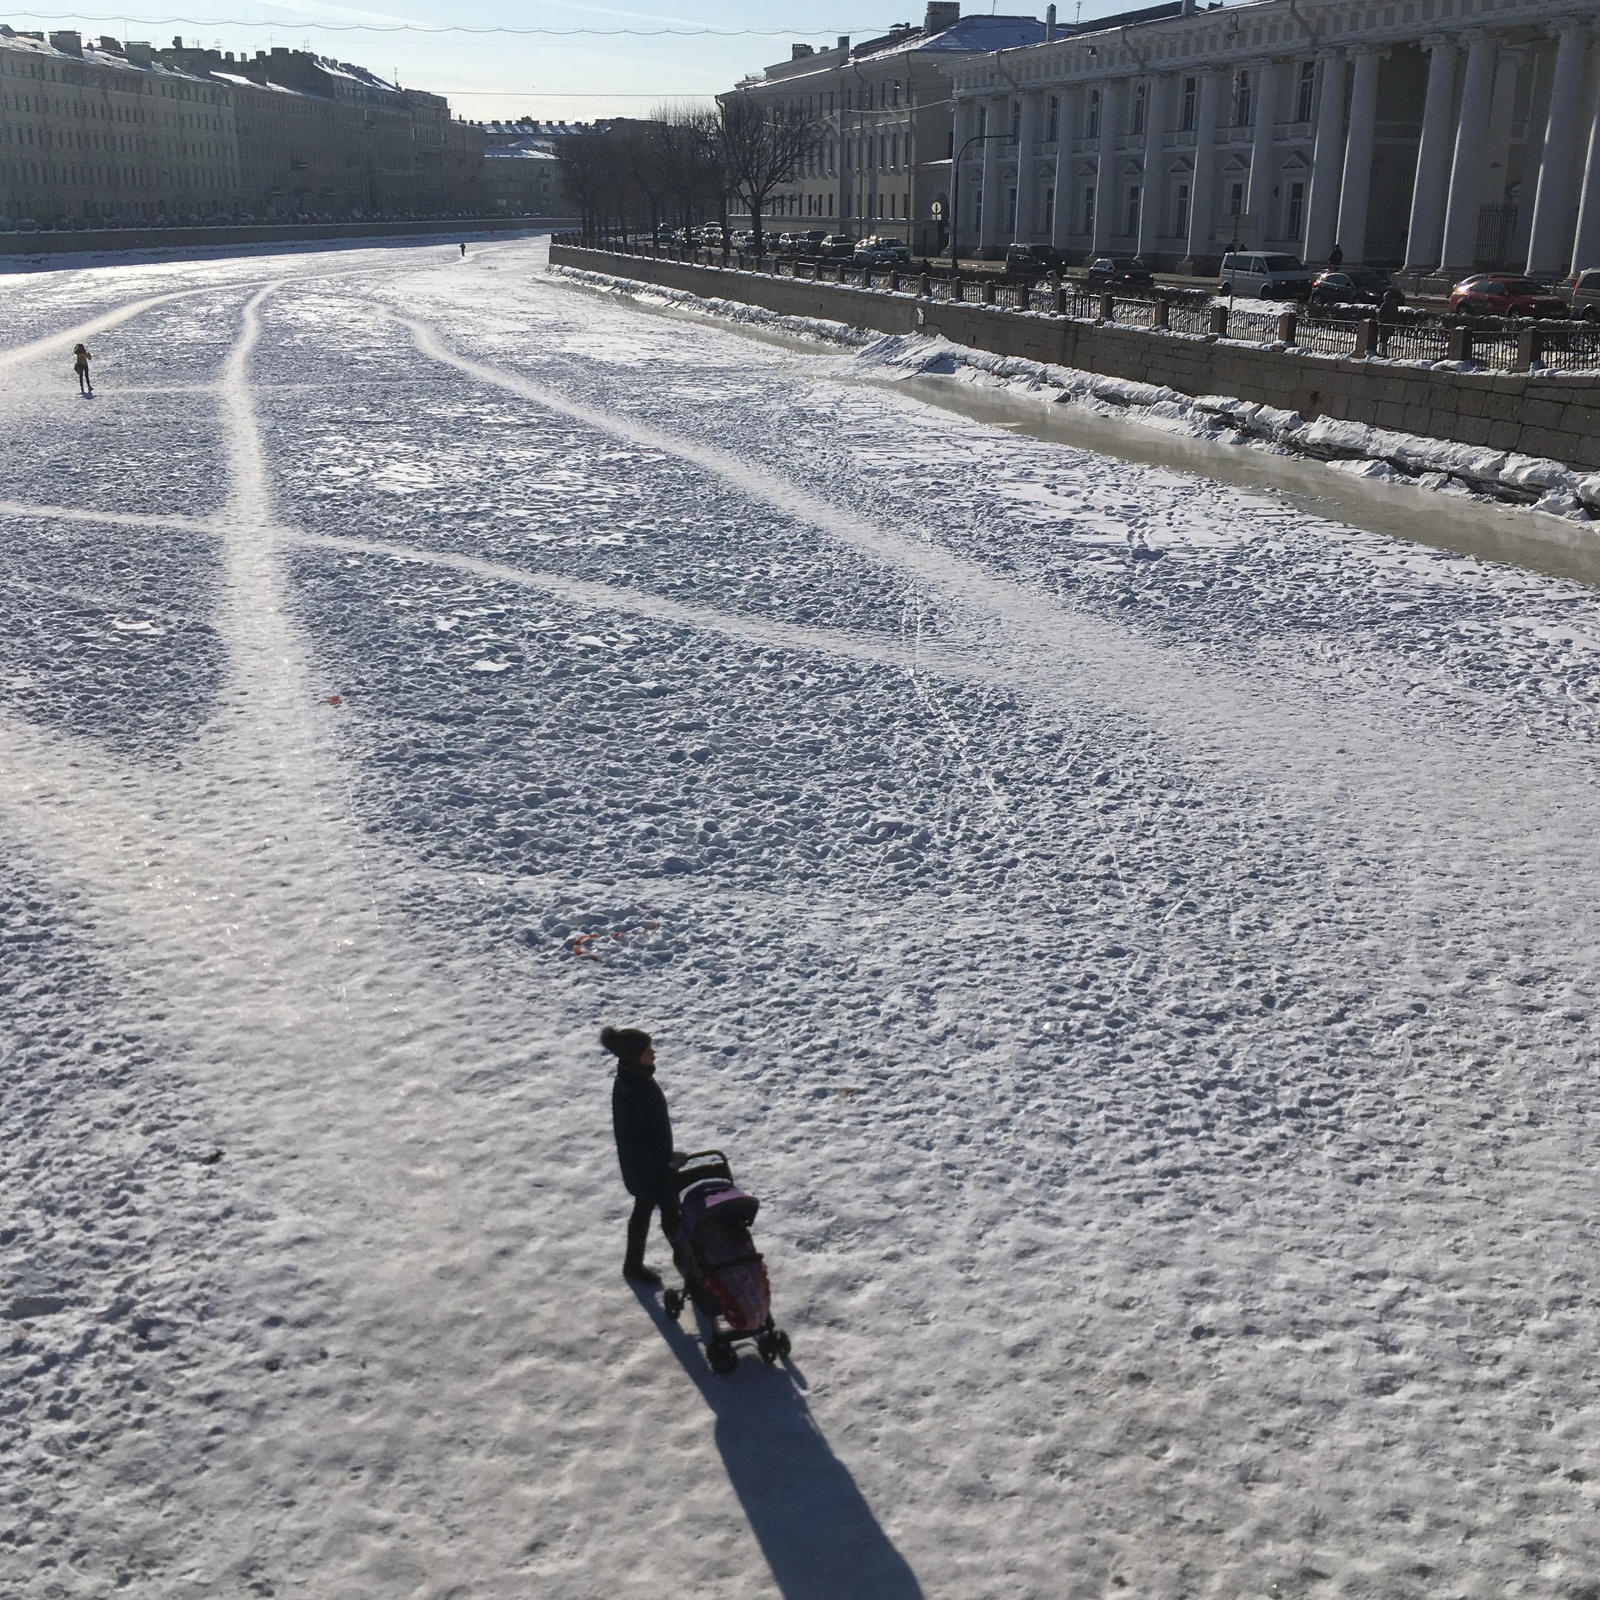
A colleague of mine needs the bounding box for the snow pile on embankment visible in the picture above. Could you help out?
[549,262,1600,522]
[856,332,1600,521]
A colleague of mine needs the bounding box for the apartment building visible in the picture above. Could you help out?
[0,24,489,225]
[730,4,1047,254]
[944,0,1600,275]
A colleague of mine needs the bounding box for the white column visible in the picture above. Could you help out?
[979,95,1006,253]
[1335,47,1381,262]
[951,95,979,254]
[1137,73,1171,259]
[1052,85,1080,251]
[1572,46,1600,274]
[1093,79,1124,252]
[1404,35,1459,270]
[1439,30,1498,276]
[1304,50,1347,262]
[1526,21,1594,274]
[1183,69,1223,268]
[1014,90,1042,239]
[1245,60,1280,226]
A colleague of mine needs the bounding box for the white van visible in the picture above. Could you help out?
[1219,251,1317,299]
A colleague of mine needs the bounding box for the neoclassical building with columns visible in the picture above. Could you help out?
[943,0,1600,278]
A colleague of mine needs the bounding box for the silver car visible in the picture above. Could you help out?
[1219,251,1316,300]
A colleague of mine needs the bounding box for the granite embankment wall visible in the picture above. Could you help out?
[550,243,1600,473]
[2,217,579,258]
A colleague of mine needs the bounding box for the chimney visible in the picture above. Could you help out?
[49,29,83,55]
[97,35,125,55]
[837,35,850,53]
[792,42,814,59]
[171,35,183,48]
[125,40,153,65]
[923,3,960,34]
[1045,4,1058,40]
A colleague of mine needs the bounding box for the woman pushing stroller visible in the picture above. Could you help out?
[604,1024,791,1372]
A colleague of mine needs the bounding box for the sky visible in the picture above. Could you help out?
[1,0,1127,123]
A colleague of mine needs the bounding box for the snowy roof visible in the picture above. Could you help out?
[851,13,1047,62]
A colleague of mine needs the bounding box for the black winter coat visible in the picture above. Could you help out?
[612,1064,674,1198]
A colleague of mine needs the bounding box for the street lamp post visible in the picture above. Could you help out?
[948,130,1016,272]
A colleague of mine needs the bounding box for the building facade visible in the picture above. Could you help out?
[944,0,1600,276]
[731,5,1047,254]
[0,24,491,225]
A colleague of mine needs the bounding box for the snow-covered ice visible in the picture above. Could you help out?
[4,235,1600,1600]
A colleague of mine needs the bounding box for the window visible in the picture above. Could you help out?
[1174,181,1190,237]
[1087,89,1101,139]
[1006,185,1017,231]
[1047,95,1060,143]
[947,129,954,159]
[974,187,982,231]
[1012,100,1022,142]
[1228,180,1245,217]
[1180,77,1197,132]
[1082,184,1095,234]
[1125,185,1141,237]
[1235,69,1252,127]
[1296,61,1315,122]
[1132,82,1147,136]
[1043,185,1055,233]
[977,105,987,138]
[1286,180,1306,239]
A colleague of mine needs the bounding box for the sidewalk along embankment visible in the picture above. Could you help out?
[549,243,1600,477]
[2,216,580,259]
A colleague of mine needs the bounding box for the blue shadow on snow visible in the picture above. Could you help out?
[636,1289,924,1600]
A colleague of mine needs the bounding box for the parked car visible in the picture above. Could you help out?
[818,233,857,258]
[1448,275,1569,317]
[778,229,828,256]
[1219,251,1317,299]
[1084,255,1155,290]
[693,224,728,248]
[854,236,911,266]
[1306,268,1398,308]
[728,230,754,250]
[1003,243,1070,280]
[1563,267,1600,321]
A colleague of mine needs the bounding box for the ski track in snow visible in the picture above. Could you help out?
[2,236,1600,1600]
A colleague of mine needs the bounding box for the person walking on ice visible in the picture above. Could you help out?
[604,1025,679,1286]
[459,242,466,258]
[73,343,93,396]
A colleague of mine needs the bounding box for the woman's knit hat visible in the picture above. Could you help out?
[600,1025,652,1066]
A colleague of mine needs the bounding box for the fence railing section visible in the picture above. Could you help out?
[553,237,1600,375]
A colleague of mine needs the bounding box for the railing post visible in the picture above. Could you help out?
[1354,317,1378,358]
[982,278,997,306]
[1277,310,1297,346]
[1209,304,1229,338]
[1098,291,1116,322]
[1053,281,1069,315]
[1517,325,1544,371]
[919,272,932,297]
[1447,323,1473,363]
[887,270,899,293]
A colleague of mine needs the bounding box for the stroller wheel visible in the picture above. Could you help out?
[772,1328,792,1359]
[663,1288,684,1322]
[757,1332,778,1363]
[708,1339,739,1376]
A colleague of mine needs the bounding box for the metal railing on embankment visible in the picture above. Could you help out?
[555,233,1600,377]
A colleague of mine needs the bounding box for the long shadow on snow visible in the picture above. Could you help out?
[636,1290,923,1600]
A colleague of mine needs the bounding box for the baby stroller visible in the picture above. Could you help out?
[662,1150,791,1375]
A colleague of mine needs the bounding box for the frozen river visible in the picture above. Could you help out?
[3,234,1600,1599]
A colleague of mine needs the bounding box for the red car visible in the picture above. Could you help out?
[1448,275,1569,317]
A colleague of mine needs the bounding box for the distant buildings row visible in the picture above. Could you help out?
[732,0,1600,276]
[0,25,576,227]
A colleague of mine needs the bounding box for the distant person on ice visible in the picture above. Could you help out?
[604,1025,679,1286]
[459,242,466,258]
[73,343,92,395]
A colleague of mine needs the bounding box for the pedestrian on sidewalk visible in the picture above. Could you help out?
[605,1025,681,1286]
[459,241,466,258]
[1327,242,1344,268]
[73,343,93,395]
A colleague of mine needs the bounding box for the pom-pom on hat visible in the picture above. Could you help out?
[600,1025,652,1066]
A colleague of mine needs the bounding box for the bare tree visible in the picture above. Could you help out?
[717,94,818,254]
[554,130,610,239]
[651,107,728,238]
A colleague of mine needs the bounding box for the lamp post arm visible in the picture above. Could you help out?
[948,129,1016,270]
